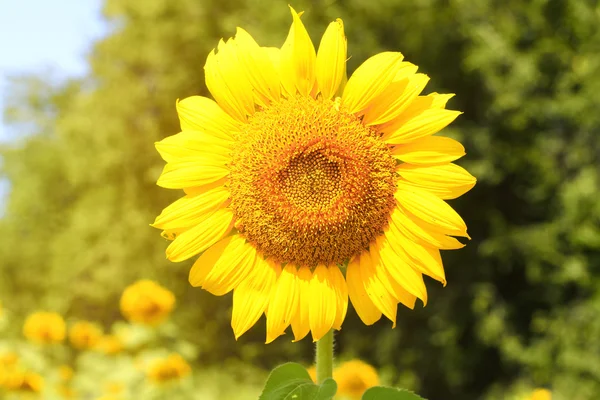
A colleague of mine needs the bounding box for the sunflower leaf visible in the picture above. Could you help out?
[311,378,337,399]
[362,386,427,400]
[259,363,337,400]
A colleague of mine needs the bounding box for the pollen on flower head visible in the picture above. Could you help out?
[229,95,397,267]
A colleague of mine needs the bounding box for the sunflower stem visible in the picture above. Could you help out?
[315,329,334,384]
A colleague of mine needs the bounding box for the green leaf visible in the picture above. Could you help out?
[362,386,426,400]
[284,380,338,400]
[259,363,337,400]
[284,382,320,399]
[258,362,311,400]
[312,378,337,399]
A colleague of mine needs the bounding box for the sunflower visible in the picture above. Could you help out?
[154,7,475,343]
[95,335,123,355]
[528,389,552,400]
[0,352,18,367]
[68,321,103,350]
[58,365,74,382]
[119,280,175,325]
[146,354,191,384]
[23,311,66,344]
[0,369,44,393]
[334,360,379,399]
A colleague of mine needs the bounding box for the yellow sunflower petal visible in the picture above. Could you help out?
[156,158,229,190]
[189,235,257,296]
[280,6,316,97]
[430,93,455,108]
[153,185,229,231]
[384,278,417,312]
[396,62,420,79]
[383,108,462,144]
[155,131,232,163]
[398,163,476,199]
[176,96,240,138]
[395,183,468,237]
[165,208,234,262]
[316,19,347,99]
[291,266,312,342]
[264,47,281,70]
[390,205,465,250]
[391,136,465,164]
[401,180,473,203]
[309,264,337,341]
[372,235,425,306]
[234,28,280,107]
[341,52,404,114]
[385,224,446,285]
[231,258,280,339]
[358,251,398,326]
[205,42,254,122]
[330,266,348,330]
[266,265,299,343]
[363,72,429,126]
[421,246,445,284]
[161,228,184,241]
[188,235,231,287]
[182,178,227,196]
[398,163,476,187]
[346,256,382,325]
[379,92,455,135]
[204,248,256,296]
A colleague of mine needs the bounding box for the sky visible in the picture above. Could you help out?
[0,0,108,140]
[0,0,108,212]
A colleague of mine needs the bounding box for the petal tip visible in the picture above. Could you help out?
[232,326,244,340]
[288,4,300,17]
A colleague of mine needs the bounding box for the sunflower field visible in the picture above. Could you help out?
[1,0,599,399]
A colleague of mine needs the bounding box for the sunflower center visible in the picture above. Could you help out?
[281,149,342,209]
[229,95,397,266]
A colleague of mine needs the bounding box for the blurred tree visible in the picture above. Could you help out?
[1,0,599,399]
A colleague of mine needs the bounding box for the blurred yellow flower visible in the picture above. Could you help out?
[58,365,74,382]
[0,365,8,387]
[146,353,191,383]
[0,369,44,393]
[154,6,473,343]
[104,381,125,395]
[95,335,124,355]
[0,351,44,394]
[23,311,66,344]
[0,351,18,367]
[69,321,103,350]
[57,384,77,398]
[120,280,175,325]
[529,388,552,400]
[333,360,379,399]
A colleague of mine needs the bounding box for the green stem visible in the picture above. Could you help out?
[315,329,334,384]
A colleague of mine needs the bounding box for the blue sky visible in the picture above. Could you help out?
[0,0,108,140]
[0,0,108,213]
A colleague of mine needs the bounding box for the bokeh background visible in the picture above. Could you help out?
[1,0,599,399]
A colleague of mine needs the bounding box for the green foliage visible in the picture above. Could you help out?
[362,387,425,400]
[259,363,336,400]
[0,0,599,399]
